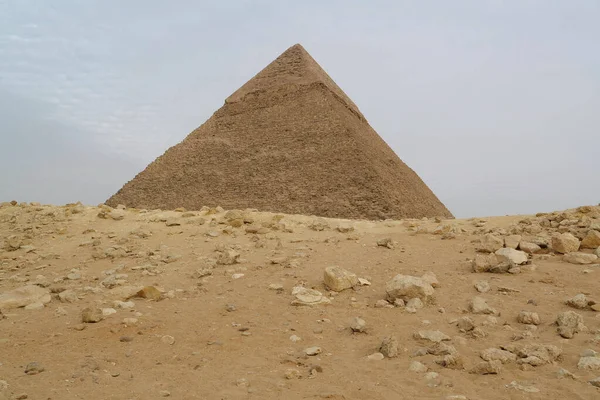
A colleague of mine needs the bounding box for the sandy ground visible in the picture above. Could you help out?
[1,202,599,400]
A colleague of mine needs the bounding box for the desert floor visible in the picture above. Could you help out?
[1,202,599,400]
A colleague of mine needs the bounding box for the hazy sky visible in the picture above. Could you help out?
[1,1,598,218]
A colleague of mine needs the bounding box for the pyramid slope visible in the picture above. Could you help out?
[106,44,453,220]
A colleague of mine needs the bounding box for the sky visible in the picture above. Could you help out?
[1,1,599,218]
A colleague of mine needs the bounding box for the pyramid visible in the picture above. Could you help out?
[106,44,453,220]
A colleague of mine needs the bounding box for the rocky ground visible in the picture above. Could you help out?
[1,201,600,400]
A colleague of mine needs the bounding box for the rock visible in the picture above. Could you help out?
[556,311,585,338]
[81,307,104,323]
[323,266,358,292]
[367,352,385,361]
[504,235,522,249]
[58,290,78,303]
[474,280,490,293]
[557,368,577,379]
[4,235,22,251]
[304,346,322,356]
[551,233,580,254]
[409,361,428,373]
[506,381,540,393]
[517,311,541,325]
[566,293,590,309]
[284,369,302,379]
[350,317,367,333]
[468,297,498,315]
[135,286,162,301]
[291,286,331,306]
[377,238,394,249]
[379,336,399,358]
[494,248,528,265]
[427,342,458,356]
[456,317,475,332]
[472,254,499,273]
[581,230,600,249]
[563,252,598,265]
[374,299,393,308]
[289,335,301,343]
[502,343,561,366]
[413,330,451,343]
[0,285,51,309]
[385,275,435,304]
[102,308,117,316]
[590,377,600,388]
[161,335,175,345]
[24,362,44,375]
[480,348,517,364]
[309,218,329,231]
[336,223,354,233]
[470,360,502,375]
[217,250,240,265]
[436,354,465,370]
[519,241,541,254]
[578,356,600,370]
[421,272,440,288]
[108,209,126,220]
[406,298,424,311]
[477,234,504,253]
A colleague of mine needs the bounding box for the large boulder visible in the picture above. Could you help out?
[495,248,528,265]
[581,230,600,249]
[323,266,358,292]
[551,233,580,254]
[477,234,504,253]
[385,275,435,304]
[0,285,51,309]
[563,252,598,265]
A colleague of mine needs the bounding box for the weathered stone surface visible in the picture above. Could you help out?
[291,286,330,306]
[518,241,542,254]
[323,266,358,292]
[566,293,590,310]
[563,252,598,265]
[551,233,580,254]
[135,286,162,301]
[379,336,399,358]
[457,317,475,332]
[474,280,490,293]
[409,361,428,373]
[413,330,451,343]
[470,360,502,375]
[472,253,499,273]
[517,311,541,325]
[81,307,104,323]
[502,343,562,365]
[556,311,585,338]
[385,275,435,303]
[504,235,522,249]
[578,356,600,370]
[350,317,367,333]
[581,230,600,249]
[480,348,517,364]
[421,271,439,288]
[0,285,51,309]
[495,248,528,265]
[469,297,498,315]
[477,234,504,253]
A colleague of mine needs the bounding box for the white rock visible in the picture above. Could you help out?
[477,234,504,253]
[517,311,541,325]
[551,233,580,254]
[495,248,528,265]
[413,330,451,343]
[474,280,490,293]
[385,275,435,303]
[409,361,429,373]
[469,297,498,315]
[566,293,589,309]
[518,241,541,254]
[563,252,598,265]
[578,356,600,370]
[291,286,331,306]
[504,235,522,249]
[323,266,358,292]
[556,311,585,338]
[0,285,51,309]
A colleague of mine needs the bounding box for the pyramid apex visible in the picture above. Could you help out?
[225,43,364,119]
